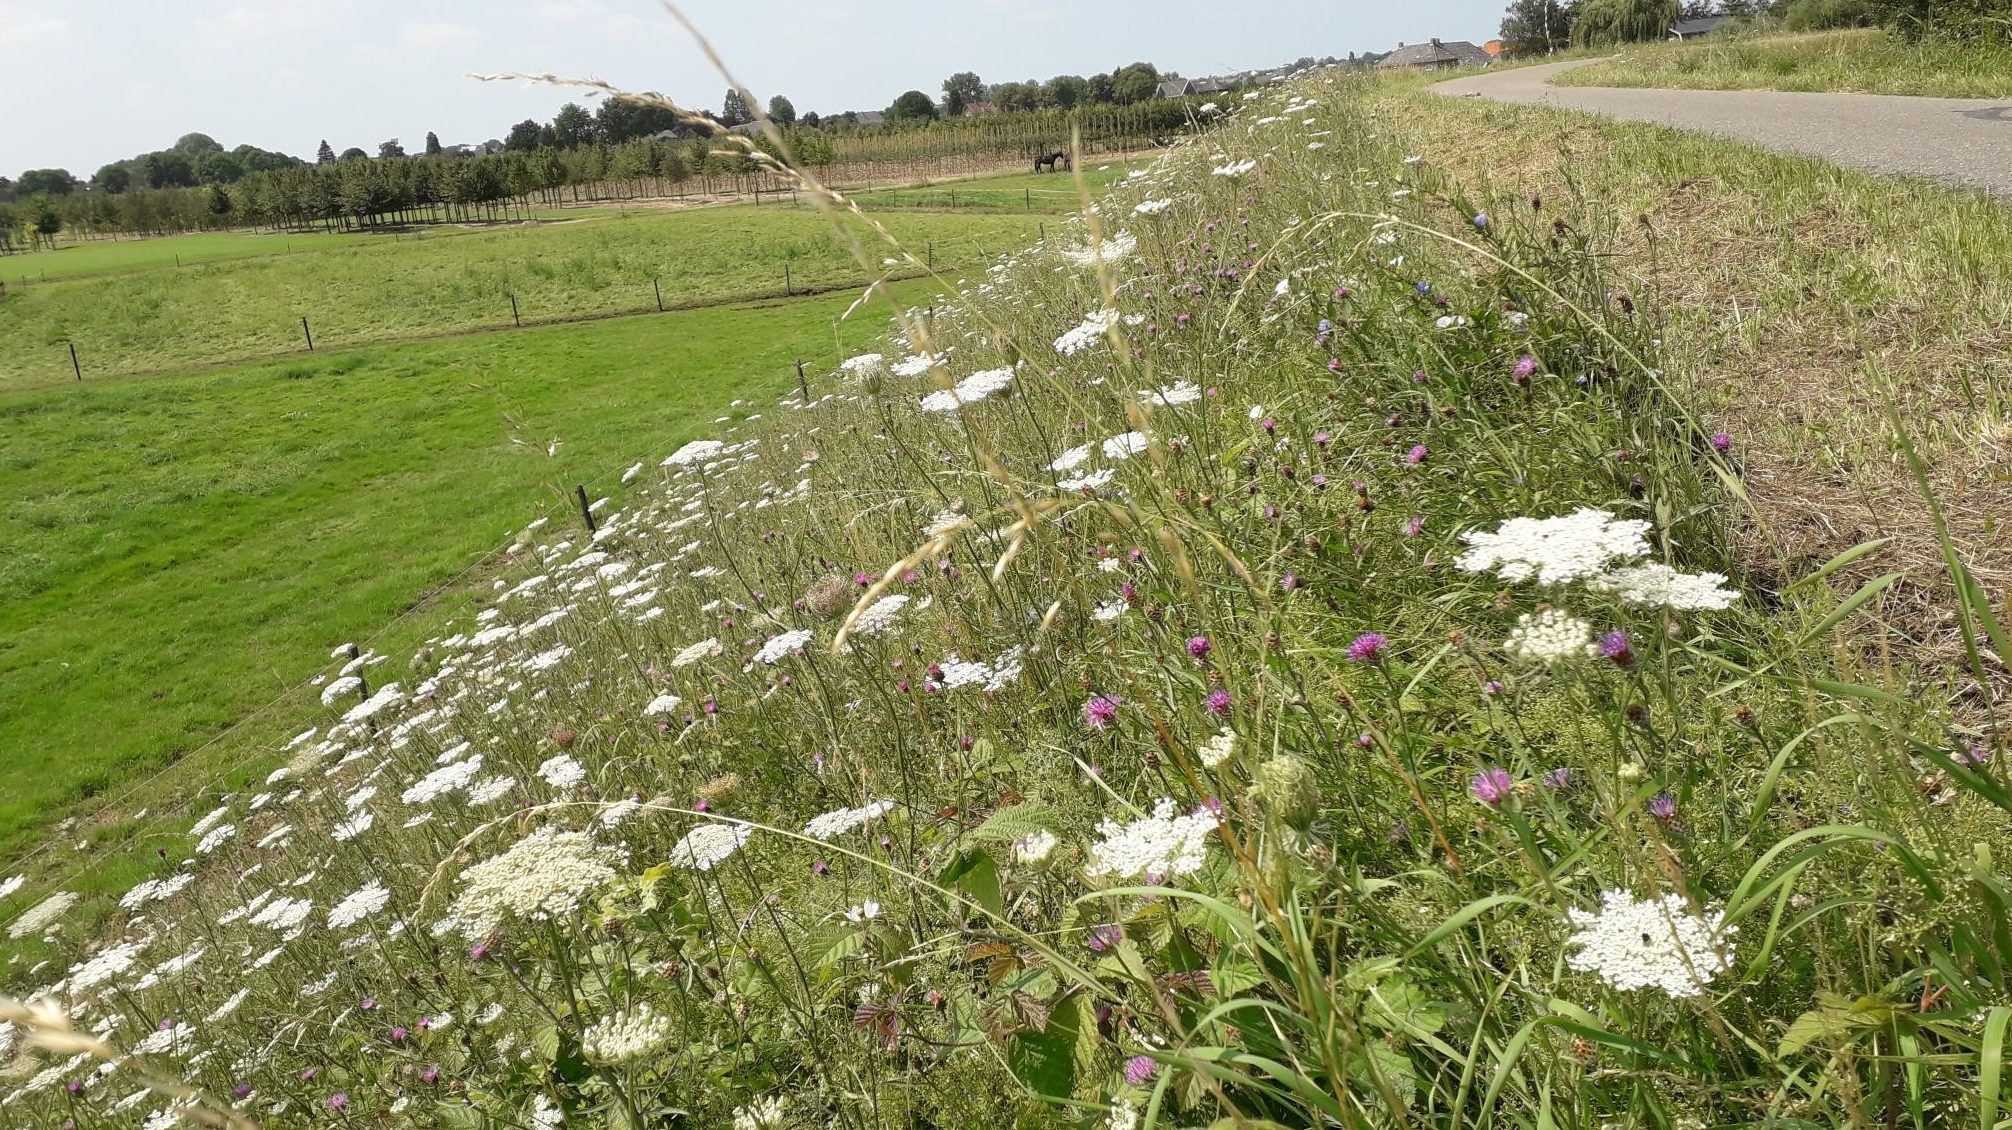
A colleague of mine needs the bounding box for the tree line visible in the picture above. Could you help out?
[0,99,1204,245]
[1499,0,2007,55]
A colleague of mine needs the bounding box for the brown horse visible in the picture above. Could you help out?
[1033,150,1072,173]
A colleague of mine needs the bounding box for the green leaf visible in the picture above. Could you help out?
[1980,1005,2010,1130]
[956,849,1004,919]
[530,1023,561,1065]
[968,801,1057,846]
[1008,1009,1079,1100]
[1779,992,1900,1056]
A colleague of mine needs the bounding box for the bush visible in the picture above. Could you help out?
[1781,0,1882,30]
[1573,0,1682,45]
[1873,0,2012,42]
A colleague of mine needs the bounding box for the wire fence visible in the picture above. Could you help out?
[16,225,1024,388]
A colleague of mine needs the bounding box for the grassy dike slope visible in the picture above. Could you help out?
[0,72,2006,1130]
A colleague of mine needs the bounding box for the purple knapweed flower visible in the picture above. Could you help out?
[1313,430,1332,447]
[421,1066,440,1085]
[325,1093,347,1111]
[1513,355,1538,384]
[1406,444,1428,465]
[1187,635,1212,660]
[1204,689,1232,716]
[1086,923,1123,952]
[1280,572,1303,593]
[1543,767,1576,790]
[1403,515,1425,537]
[1710,431,1733,454]
[1648,793,1678,821]
[1083,694,1121,730]
[1124,1055,1158,1086]
[1598,630,1633,667]
[1469,767,1514,806]
[1347,632,1388,663]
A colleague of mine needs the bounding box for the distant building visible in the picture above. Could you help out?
[853,111,888,127]
[1669,15,1730,39]
[964,101,998,115]
[1482,39,1505,57]
[1375,38,1494,71]
[1156,79,1195,99]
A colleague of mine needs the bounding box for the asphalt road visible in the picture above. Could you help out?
[1433,60,2012,199]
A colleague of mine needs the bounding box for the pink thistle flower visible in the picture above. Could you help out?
[1204,689,1232,716]
[1346,632,1388,663]
[1469,767,1514,806]
[1083,694,1121,730]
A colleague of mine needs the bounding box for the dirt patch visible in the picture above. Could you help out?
[1386,91,2012,709]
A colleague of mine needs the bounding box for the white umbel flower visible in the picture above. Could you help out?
[1502,608,1599,667]
[1061,230,1137,268]
[803,799,894,840]
[644,693,683,717]
[753,629,814,664]
[850,594,910,637]
[664,439,725,467]
[1133,198,1173,216]
[1197,728,1237,769]
[536,754,586,790]
[1100,431,1149,461]
[1084,799,1216,883]
[671,638,722,668]
[1590,562,1739,611]
[1011,830,1058,866]
[839,352,884,377]
[1054,309,1119,355]
[440,827,618,939]
[1457,508,1653,585]
[1564,889,1735,998]
[327,881,390,930]
[581,1003,673,1063]
[667,823,752,871]
[919,367,1015,413]
[1140,381,1201,407]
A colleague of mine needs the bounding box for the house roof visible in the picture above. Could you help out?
[1156,79,1193,98]
[1671,15,1730,35]
[1375,39,1492,68]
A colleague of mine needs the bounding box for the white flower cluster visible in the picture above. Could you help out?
[1084,799,1216,883]
[849,594,910,637]
[1061,230,1137,268]
[1141,381,1201,407]
[1589,562,1739,611]
[933,646,1024,693]
[537,754,586,790]
[1457,509,1652,585]
[1054,309,1119,356]
[890,352,943,378]
[803,798,895,840]
[327,881,390,930]
[1011,829,1058,866]
[838,352,884,377]
[644,693,682,717]
[319,675,363,706]
[1503,608,1599,667]
[919,367,1015,413]
[667,823,752,871]
[1101,431,1149,460]
[1197,728,1237,769]
[663,439,725,468]
[1564,889,1735,998]
[119,874,193,910]
[66,940,148,994]
[195,824,237,855]
[403,754,483,805]
[753,629,814,664]
[1049,443,1091,472]
[440,827,619,939]
[1133,198,1173,216]
[671,638,721,667]
[1460,510,1739,609]
[581,1003,673,1063]
[1211,158,1257,178]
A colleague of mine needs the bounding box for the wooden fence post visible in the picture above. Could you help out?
[576,485,597,532]
[654,278,664,312]
[795,358,809,402]
[510,294,522,327]
[68,342,81,381]
[302,316,314,352]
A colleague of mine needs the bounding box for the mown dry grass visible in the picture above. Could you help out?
[1557,28,2012,99]
[1383,87,2012,705]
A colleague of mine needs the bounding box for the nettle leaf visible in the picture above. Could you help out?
[1354,1040,1418,1109]
[1212,955,1262,998]
[1367,978,1449,1037]
[436,1101,485,1130]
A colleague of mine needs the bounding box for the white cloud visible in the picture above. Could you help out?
[194,0,347,44]
[402,21,477,49]
[0,4,69,55]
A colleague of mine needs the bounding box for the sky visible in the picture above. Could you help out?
[0,0,1504,176]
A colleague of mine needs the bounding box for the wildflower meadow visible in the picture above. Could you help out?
[2,68,2008,1130]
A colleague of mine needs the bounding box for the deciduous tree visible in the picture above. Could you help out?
[424,131,443,155]
[941,71,983,115]
[1500,0,1576,54]
[721,88,754,127]
[767,95,796,125]
[888,90,939,120]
